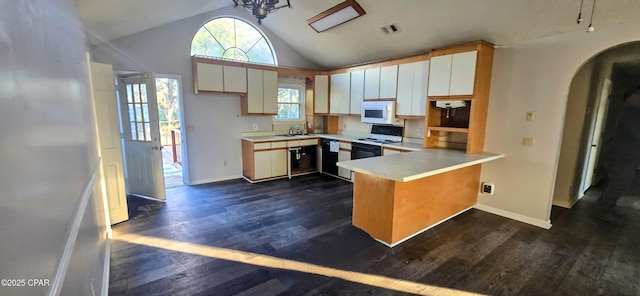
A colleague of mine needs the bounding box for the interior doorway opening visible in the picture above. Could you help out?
[156,75,185,189]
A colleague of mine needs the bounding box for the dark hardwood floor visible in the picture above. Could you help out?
[109,173,640,296]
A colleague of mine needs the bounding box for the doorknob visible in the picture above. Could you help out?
[152,146,160,151]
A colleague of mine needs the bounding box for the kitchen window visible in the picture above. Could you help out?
[275,85,305,120]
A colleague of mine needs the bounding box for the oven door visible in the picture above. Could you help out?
[351,143,382,160]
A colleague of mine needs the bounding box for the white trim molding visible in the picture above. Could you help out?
[474,204,552,229]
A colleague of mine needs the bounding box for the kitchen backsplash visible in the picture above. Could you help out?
[339,116,425,139]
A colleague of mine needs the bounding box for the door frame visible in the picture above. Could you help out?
[581,78,612,194]
[156,73,190,185]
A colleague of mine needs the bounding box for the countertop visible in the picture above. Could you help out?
[241,134,424,151]
[337,149,505,182]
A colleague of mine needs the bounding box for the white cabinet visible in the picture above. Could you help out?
[222,66,247,93]
[196,63,223,92]
[271,149,287,177]
[195,63,248,93]
[396,61,429,116]
[428,51,477,96]
[253,150,272,180]
[379,65,398,99]
[243,69,278,115]
[330,72,351,114]
[350,70,364,115]
[314,75,329,114]
[364,68,380,100]
[364,65,398,100]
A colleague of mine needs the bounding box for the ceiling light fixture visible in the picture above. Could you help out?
[307,0,366,33]
[586,0,596,32]
[232,0,291,25]
[576,0,584,24]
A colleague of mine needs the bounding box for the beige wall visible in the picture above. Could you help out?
[478,23,640,227]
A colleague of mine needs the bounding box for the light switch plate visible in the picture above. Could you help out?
[523,137,534,146]
[526,111,535,121]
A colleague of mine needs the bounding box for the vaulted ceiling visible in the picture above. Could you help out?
[75,0,640,68]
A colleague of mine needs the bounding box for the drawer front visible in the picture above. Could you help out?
[287,140,300,147]
[270,141,287,149]
[299,139,318,146]
[254,142,271,150]
[339,141,352,150]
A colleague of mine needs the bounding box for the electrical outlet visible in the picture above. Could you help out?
[526,111,535,121]
[522,137,534,147]
[416,128,423,137]
[252,123,258,131]
[343,123,347,129]
[224,160,227,167]
[481,182,495,195]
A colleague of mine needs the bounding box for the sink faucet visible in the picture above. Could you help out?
[289,125,301,135]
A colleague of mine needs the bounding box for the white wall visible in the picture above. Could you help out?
[0,0,108,295]
[92,6,319,184]
[478,24,640,227]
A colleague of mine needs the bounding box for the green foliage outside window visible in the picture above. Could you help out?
[276,87,303,120]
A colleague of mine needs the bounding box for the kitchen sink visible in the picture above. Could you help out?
[276,134,313,137]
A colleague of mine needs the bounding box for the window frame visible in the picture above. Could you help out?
[190,16,278,66]
[274,84,305,121]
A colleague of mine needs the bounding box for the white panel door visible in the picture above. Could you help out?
[411,60,429,116]
[350,70,364,115]
[396,62,415,116]
[263,70,278,114]
[330,72,350,114]
[118,73,166,200]
[90,62,128,225]
[246,69,264,113]
[428,55,452,96]
[254,150,272,179]
[196,63,223,92]
[314,75,329,114]
[271,149,287,177]
[449,51,477,96]
[379,65,398,99]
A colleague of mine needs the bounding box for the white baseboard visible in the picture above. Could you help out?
[474,204,552,229]
[188,175,242,185]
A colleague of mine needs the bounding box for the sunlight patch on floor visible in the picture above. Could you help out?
[114,233,483,296]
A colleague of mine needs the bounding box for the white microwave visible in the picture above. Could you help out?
[361,101,396,124]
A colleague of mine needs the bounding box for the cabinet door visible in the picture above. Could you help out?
[350,70,364,115]
[379,65,398,99]
[271,149,287,177]
[223,66,247,93]
[254,150,272,179]
[330,72,350,114]
[196,63,223,92]
[449,51,477,96]
[396,63,415,116]
[314,75,329,114]
[246,69,264,113]
[263,70,278,114]
[427,55,452,96]
[364,67,380,100]
[338,150,351,180]
[411,60,429,116]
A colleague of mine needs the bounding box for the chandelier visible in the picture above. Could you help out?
[232,0,292,25]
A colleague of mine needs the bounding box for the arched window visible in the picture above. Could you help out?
[190,17,277,65]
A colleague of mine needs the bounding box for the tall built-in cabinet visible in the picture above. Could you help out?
[423,41,494,154]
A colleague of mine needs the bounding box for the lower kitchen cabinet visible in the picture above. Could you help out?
[242,140,288,182]
[338,150,351,180]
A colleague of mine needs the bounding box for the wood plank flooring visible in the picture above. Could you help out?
[109,173,640,296]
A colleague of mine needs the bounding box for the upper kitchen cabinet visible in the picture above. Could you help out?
[424,41,495,154]
[396,60,429,117]
[350,70,364,115]
[241,69,278,115]
[329,72,351,114]
[428,50,477,97]
[363,66,398,100]
[193,60,247,94]
[314,74,329,114]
